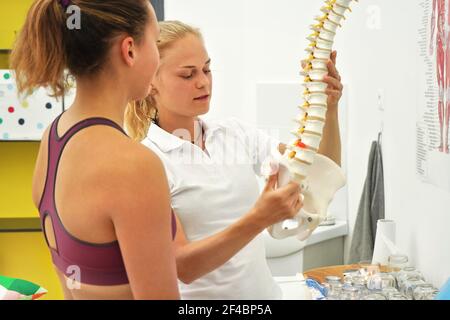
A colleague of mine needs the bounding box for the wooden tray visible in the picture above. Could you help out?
[303,264,389,284]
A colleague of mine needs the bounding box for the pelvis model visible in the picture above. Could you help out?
[268,0,358,241]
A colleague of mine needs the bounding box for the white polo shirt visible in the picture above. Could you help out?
[142,117,282,300]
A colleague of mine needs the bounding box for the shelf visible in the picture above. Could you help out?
[0,217,41,232]
[304,220,348,247]
[263,220,348,259]
[0,51,9,69]
[0,141,40,219]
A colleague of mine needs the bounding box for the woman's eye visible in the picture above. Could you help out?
[181,69,210,79]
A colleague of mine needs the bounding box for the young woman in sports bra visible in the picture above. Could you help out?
[10,0,179,300]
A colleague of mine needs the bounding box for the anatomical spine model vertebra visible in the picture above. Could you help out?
[268,0,358,240]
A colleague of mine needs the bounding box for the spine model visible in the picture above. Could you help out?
[282,0,358,183]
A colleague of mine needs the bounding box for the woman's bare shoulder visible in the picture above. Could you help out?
[85,128,169,210]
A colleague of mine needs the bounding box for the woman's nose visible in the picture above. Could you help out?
[196,73,210,89]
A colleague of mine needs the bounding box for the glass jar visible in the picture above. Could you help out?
[327,282,343,300]
[342,269,359,287]
[387,254,409,272]
[381,287,400,300]
[403,276,427,299]
[367,273,396,291]
[358,260,381,277]
[351,274,366,285]
[381,273,397,289]
[354,284,369,299]
[413,284,439,300]
[362,293,387,300]
[325,276,342,284]
[350,275,368,298]
[343,275,353,287]
[388,293,409,300]
[397,268,424,293]
[340,286,360,300]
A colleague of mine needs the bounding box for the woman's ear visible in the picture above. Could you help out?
[150,84,158,96]
[121,36,136,67]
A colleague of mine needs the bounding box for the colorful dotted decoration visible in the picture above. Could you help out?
[21,100,29,109]
[0,75,65,140]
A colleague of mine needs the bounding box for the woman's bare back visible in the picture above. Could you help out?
[33,114,139,300]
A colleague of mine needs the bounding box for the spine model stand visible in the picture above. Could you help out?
[268,0,358,240]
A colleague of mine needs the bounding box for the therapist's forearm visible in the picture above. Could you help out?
[318,110,341,166]
[175,210,264,284]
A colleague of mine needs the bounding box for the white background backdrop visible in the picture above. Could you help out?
[165,0,450,288]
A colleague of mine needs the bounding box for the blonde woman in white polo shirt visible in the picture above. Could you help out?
[125,21,343,300]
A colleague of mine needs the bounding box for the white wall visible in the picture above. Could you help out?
[166,0,450,288]
[165,0,319,124]
[338,0,450,288]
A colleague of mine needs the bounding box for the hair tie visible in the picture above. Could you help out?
[59,0,71,9]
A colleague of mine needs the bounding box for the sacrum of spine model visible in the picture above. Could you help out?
[268,0,358,240]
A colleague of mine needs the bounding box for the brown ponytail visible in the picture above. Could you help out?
[10,0,151,98]
[10,0,67,97]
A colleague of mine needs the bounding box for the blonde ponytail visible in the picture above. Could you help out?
[125,97,158,142]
